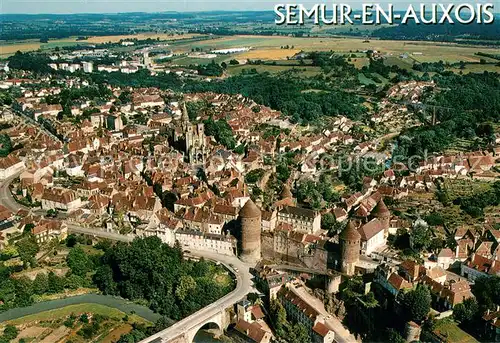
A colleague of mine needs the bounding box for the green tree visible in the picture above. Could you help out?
[32,273,49,295]
[454,297,479,324]
[47,271,64,294]
[400,285,431,323]
[289,323,311,343]
[175,275,197,301]
[410,221,431,252]
[0,134,12,157]
[321,212,338,231]
[15,236,39,269]
[67,246,92,277]
[270,299,287,337]
[14,277,33,307]
[2,324,18,340]
[472,275,500,311]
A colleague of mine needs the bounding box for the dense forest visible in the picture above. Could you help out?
[394,72,500,161]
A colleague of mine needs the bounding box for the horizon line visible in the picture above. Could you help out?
[2,8,499,16]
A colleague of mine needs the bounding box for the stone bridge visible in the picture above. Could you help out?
[153,309,231,343]
[138,252,253,343]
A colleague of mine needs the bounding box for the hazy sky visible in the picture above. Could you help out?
[0,0,496,14]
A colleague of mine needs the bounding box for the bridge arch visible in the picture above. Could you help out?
[188,322,222,343]
[187,319,224,343]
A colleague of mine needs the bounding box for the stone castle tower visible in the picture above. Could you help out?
[372,199,390,233]
[174,102,206,164]
[340,220,361,276]
[239,199,262,265]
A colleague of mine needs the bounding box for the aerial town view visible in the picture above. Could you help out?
[0,2,499,343]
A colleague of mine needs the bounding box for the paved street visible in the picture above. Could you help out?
[289,281,358,343]
[66,224,134,242]
[0,173,29,213]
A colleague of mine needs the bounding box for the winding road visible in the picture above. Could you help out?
[0,173,29,213]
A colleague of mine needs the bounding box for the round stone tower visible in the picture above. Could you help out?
[340,220,361,276]
[372,199,390,232]
[239,199,262,264]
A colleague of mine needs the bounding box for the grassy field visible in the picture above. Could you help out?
[6,303,149,326]
[450,64,500,74]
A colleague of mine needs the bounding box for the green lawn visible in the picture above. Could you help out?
[433,319,479,343]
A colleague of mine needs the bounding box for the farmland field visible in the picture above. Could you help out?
[237,48,301,60]
[171,35,500,64]
[0,33,200,57]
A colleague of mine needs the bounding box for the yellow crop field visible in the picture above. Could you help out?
[0,42,41,56]
[238,48,301,60]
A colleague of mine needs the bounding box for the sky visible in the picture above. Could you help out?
[0,0,496,14]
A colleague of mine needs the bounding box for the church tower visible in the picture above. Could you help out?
[178,102,206,164]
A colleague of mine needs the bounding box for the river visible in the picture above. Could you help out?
[0,293,162,323]
[193,331,221,343]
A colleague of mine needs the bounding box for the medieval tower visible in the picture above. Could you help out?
[372,199,390,233]
[340,220,361,276]
[239,199,262,264]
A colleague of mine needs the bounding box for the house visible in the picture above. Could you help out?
[277,206,321,234]
[374,263,412,297]
[436,248,456,270]
[41,188,82,212]
[254,265,290,300]
[386,272,413,296]
[358,218,386,255]
[234,319,272,343]
[31,220,68,243]
[420,276,474,311]
[261,210,277,232]
[278,286,335,343]
[0,155,25,180]
[461,254,500,282]
[174,229,237,256]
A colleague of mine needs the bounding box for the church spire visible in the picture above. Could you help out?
[181,102,189,124]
